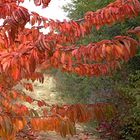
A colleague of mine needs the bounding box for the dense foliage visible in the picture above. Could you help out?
[0,0,139,139]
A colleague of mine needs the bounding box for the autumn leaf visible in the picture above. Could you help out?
[26,96,33,104]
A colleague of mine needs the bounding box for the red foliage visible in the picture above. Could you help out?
[30,103,116,137]
[0,0,139,139]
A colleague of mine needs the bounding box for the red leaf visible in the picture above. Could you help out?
[37,101,44,107]
[61,53,65,64]
[26,96,33,104]
[12,91,18,99]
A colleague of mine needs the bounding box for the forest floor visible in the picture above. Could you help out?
[24,75,101,140]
